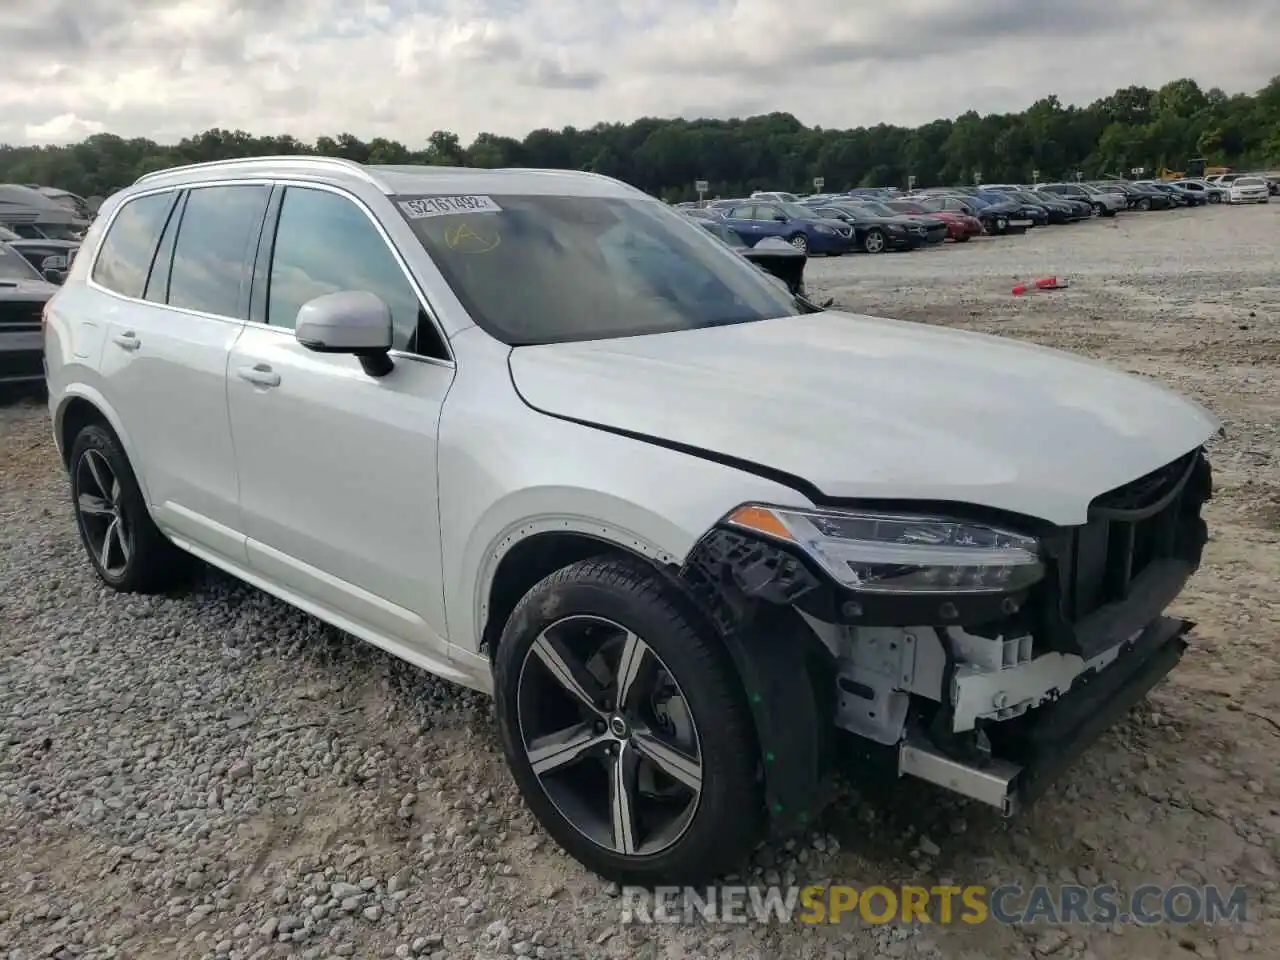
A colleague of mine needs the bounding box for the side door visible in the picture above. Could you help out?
[720,204,759,242]
[94,184,269,564]
[753,204,789,239]
[226,183,457,672]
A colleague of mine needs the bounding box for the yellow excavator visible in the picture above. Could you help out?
[1160,158,1230,180]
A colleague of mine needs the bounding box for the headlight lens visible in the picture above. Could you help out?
[813,224,835,234]
[726,505,1044,595]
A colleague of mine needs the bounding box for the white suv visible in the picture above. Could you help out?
[45,156,1220,884]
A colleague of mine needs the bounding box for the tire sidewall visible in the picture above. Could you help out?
[864,229,885,253]
[492,559,761,883]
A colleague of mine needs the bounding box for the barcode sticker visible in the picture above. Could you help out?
[398,196,503,219]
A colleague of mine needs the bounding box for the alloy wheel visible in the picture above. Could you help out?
[516,615,703,857]
[74,448,133,578]
[864,230,885,253]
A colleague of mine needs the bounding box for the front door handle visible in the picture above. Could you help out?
[237,363,281,388]
[112,331,141,351]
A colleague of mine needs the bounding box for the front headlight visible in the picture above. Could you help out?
[725,505,1044,595]
[886,223,904,232]
[813,224,835,235]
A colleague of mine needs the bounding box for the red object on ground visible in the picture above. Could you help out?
[1012,284,1028,295]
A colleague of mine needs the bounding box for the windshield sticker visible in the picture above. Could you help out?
[398,196,503,219]
[441,220,501,254]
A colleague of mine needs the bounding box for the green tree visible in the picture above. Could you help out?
[4,76,1278,201]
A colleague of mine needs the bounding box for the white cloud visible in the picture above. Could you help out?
[0,0,1276,147]
[24,114,106,143]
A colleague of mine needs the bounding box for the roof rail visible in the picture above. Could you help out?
[134,155,380,187]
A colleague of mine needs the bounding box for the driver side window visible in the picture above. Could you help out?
[266,187,447,358]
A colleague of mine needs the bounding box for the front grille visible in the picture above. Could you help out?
[0,350,44,379]
[0,300,44,331]
[1060,450,1203,620]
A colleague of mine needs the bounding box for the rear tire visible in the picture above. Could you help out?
[1208,193,1221,204]
[69,424,198,593]
[493,555,763,885]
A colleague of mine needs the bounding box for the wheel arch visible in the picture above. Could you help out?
[480,518,839,841]
[479,525,674,659]
[54,388,150,502]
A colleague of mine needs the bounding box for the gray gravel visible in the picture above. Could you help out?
[2,202,1279,959]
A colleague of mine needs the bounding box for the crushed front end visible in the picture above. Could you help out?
[678,447,1212,827]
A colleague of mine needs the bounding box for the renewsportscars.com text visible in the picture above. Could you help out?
[620,883,1249,926]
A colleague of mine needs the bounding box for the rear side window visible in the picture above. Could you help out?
[91,191,176,298]
[167,185,271,318]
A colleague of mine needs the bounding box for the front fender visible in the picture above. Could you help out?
[437,326,817,657]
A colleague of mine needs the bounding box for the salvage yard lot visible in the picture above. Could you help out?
[2,203,1278,960]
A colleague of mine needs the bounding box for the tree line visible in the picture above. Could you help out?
[2,76,1278,204]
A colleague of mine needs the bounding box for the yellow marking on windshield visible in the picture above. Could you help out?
[443,220,501,254]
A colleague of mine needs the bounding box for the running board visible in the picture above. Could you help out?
[898,740,1021,816]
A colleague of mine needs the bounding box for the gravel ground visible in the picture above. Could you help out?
[3,201,1278,960]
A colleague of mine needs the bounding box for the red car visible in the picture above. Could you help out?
[887,200,982,242]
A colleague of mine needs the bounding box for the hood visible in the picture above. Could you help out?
[0,278,57,299]
[508,312,1219,526]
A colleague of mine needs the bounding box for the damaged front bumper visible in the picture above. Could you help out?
[677,446,1212,832]
[899,615,1189,815]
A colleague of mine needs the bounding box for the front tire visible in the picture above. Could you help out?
[863,229,886,254]
[69,423,196,592]
[493,556,762,885]
[788,233,809,254]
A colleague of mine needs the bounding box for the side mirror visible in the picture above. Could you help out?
[42,268,65,284]
[294,290,395,377]
[772,214,788,222]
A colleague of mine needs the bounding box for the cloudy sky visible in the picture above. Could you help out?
[2,0,1276,147]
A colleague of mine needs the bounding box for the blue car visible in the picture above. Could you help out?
[717,199,854,255]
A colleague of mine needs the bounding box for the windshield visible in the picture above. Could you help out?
[777,201,816,219]
[0,244,43,281]
[856,201,899,217]
[887,201,925,214]
[399,194,802,346]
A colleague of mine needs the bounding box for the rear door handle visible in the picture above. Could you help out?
[237,363,281,388]
[112,332,141,351]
